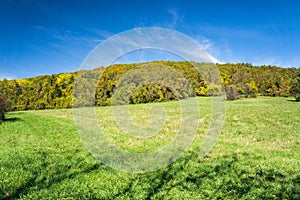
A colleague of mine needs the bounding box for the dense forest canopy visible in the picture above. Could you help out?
[0,61,299,111]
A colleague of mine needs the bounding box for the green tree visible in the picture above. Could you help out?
[207,84,222,96]
[290,71,300,101]
[0,94,9,122]
[243,80,258,98]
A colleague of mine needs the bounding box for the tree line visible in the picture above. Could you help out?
[0,61,299,116]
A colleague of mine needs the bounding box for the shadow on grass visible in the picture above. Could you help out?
[111,152,300,199]
[287,99,300,102]
[3,157,102,200]
[3,152,300,199]
[4,117,22,122]
[110,152,239,199]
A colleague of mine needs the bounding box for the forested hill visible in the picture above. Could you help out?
[0,61,299,111]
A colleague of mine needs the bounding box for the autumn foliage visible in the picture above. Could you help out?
[0,61,299,111]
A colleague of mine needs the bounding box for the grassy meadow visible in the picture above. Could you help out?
[0,97,299,199]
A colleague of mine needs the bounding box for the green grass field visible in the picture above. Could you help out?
[0,97,299,199]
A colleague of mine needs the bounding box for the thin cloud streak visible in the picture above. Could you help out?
[167,8,184,29]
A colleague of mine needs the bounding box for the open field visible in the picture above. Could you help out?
[0,97,299,199]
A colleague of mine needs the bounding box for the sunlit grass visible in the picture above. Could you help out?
[0,97,299,199]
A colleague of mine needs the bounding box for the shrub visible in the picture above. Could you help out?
[225,85,240,100]
[243,81,258,98]
[207,84,222,96]
[290,72,300,102]
[0,94,8,122]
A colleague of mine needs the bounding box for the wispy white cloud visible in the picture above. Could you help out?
[193,24,269,41]
[49,29,102,48]
[82,28,222,69]
[252,56,300,68]
[166,8,184,29]
[33,25,44,30]
[0,73,17,80]
[199,38,215,53]
[151,8,184,29]
[91,29,114,39]
[191,36,222,63]
[32,26,110,48]
[29,27,111,66]
[185,24,289,65]
[252,56,279,66]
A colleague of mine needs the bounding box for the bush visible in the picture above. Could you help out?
[290,72,300,102]
[225,85,240,100]
[0,94,8,122]
[244,81,258,98]
[207,84,222,96]
[295,94,300,102]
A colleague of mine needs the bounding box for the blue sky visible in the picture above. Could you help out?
[1,0,300,79]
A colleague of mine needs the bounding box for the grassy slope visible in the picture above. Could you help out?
[0,97,299,199]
